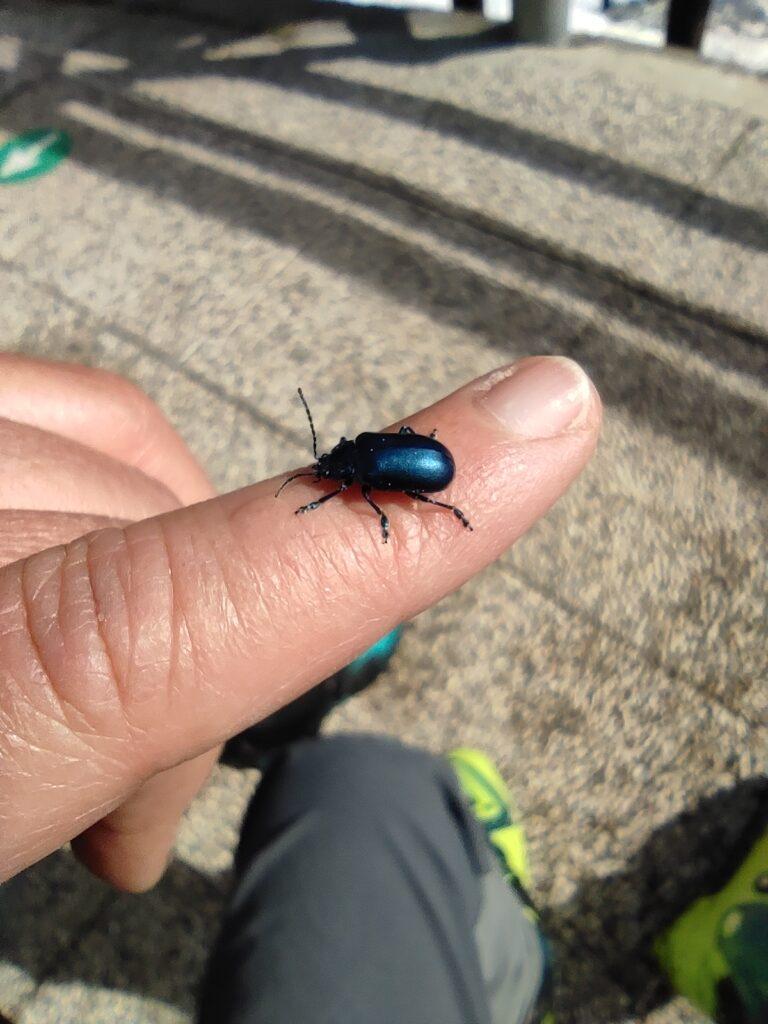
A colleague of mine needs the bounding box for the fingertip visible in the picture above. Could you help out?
[474,355,600,440]
[71,822,173,893]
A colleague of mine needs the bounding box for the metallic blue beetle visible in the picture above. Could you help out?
[275,389,473,543]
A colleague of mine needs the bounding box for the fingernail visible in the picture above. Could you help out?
[479,356,593,438]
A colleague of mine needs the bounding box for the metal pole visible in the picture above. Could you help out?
[667,0,712,49]
[514,0,570,44]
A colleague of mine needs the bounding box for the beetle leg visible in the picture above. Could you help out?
[399,425,438,439]
[361,485,389,543]
[405,491,473,531]
[295,482,348,515]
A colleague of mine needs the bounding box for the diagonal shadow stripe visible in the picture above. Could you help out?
[245,57,768,254]
[79,18,768,255]
[1,85,765,487]
[82,83,768,377]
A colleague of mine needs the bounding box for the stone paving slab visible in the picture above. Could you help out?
[46,9,768,331]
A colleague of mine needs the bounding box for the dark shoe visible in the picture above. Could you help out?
[221,627,403,770]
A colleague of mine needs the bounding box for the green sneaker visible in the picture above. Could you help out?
[448,749,557,1019]
[448,748,554,1024]
[655,825,768,1023]
[448,747,533,894]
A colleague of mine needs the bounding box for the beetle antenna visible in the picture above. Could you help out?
[275,472,316,498]
[297,388,318,460]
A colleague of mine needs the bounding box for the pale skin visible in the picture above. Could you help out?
[0,352,602,892]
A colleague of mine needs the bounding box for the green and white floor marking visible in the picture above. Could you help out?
[0,128,71,184]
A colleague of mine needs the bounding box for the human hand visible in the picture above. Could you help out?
[0,352,601,891]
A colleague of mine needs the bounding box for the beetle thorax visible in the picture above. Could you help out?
[316,438,357,481]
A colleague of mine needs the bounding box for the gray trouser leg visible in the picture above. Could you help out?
[199,735,544,1024]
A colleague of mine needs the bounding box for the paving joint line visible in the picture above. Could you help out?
[677,116,763,222]
[504,560,762,734]
[707,116,763,182]
[101,78,768,350]
[0,256,309,451]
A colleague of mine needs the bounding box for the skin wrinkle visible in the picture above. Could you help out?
[185,523,250,686]
[287,518,388,622]
[0,717,140,880]
[0,721,125,882]
[18,551,89,735]
[206,523,336,711]
[5,792,126,877]
[156,515,186,709]
[165,522,215,711]
[85,533,130,731]
[209,497,275,643]
[215,503,278,663]
[124,526,173,711]
[9,538,136,769]
[171,611,194,703]
[271,519,400,681]
[108,525,134,707]
[59,538,125,733]
[204,533,247,642]
[3,730,86,767]
[0,734,35,776]
[0,664,95,762]
[98,521,174,735]
[129,505,262,758]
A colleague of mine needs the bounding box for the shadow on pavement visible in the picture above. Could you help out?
[548,776,768,1022]
[1,776,764,1022]
[80,7,768,256]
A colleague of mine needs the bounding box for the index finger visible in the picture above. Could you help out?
[0,356,600,881]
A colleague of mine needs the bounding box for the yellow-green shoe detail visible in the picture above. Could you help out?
[655,826,768,1023]
[448,748,532,893]
[449,749,555,1024]
[450,749,561,1024]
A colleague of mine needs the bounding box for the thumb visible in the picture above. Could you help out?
[0,357,600,881]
